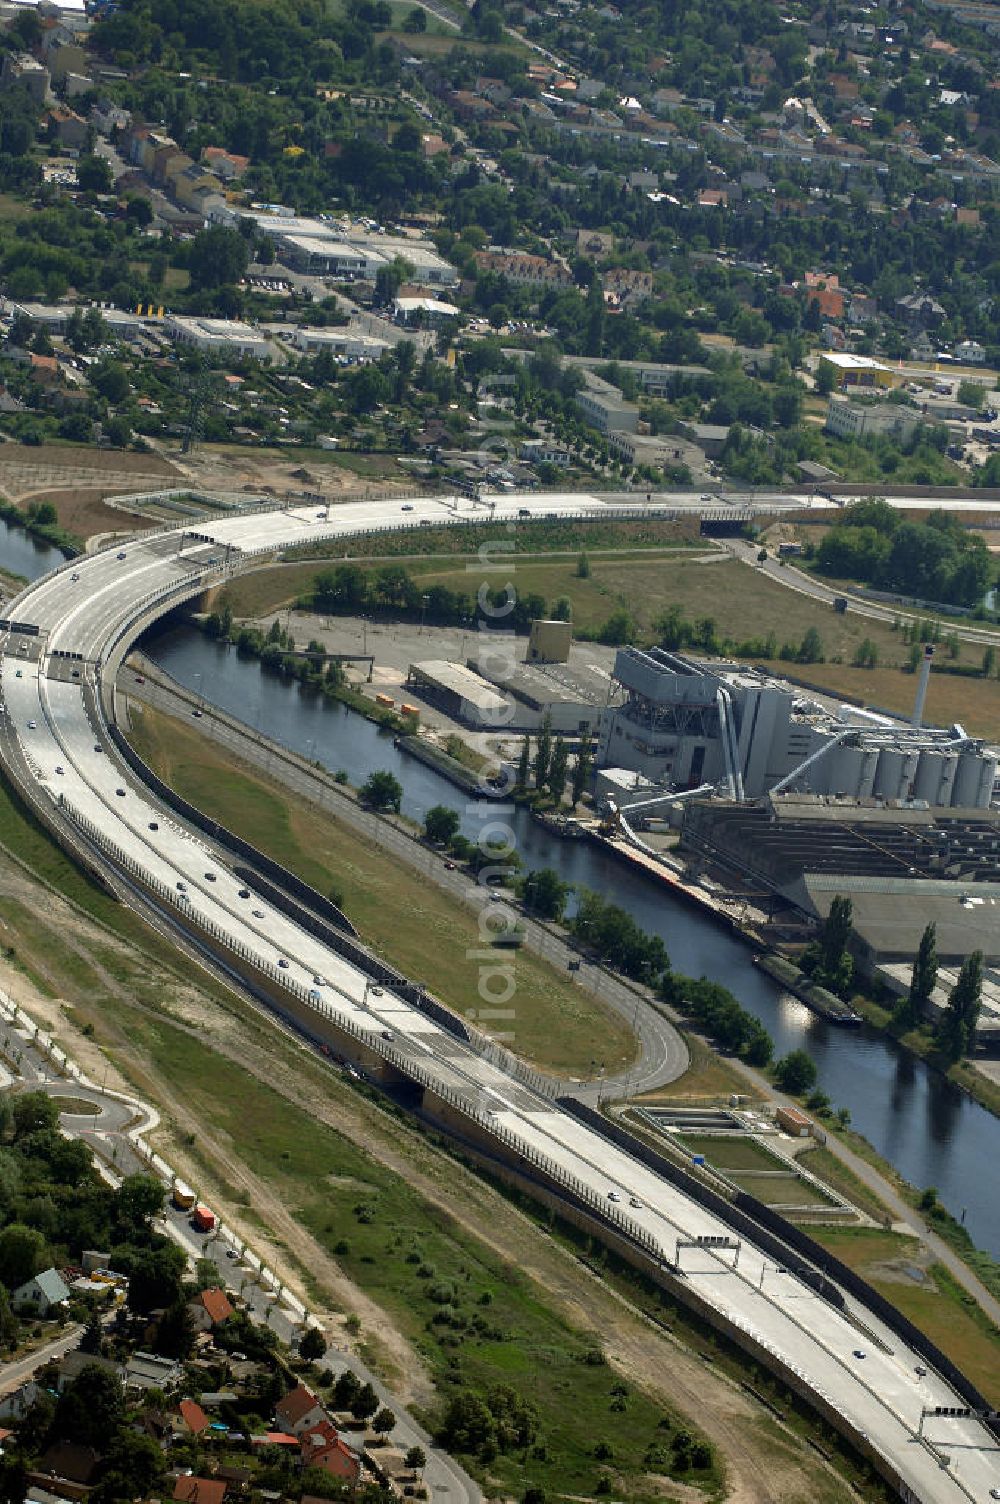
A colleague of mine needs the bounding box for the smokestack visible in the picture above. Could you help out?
[912,644,934,728]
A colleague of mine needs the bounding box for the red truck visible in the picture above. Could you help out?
[191,1204,216,1234]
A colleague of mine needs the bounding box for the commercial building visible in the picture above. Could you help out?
[244,213,458,288]
[682,793,1000,1029]
[289,327,389,361]
[607,430,687,468]
[393,297,460,326]
[519,438,571,467]
[575,373,639,433]
[598,648,999,807]
[165,315,274,362]
[278,236,388,279]
[825,396,923,442]
[470,651,610,734]
[817,352,898,390]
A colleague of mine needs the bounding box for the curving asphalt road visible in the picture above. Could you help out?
[0,489,997,1504]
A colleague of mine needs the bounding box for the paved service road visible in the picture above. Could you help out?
[1,489,999,1504]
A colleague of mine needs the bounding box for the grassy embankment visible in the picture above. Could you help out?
[127,703,635,1080]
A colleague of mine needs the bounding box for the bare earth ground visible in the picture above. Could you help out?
[0,843,850,1502]
[163,442,410,501]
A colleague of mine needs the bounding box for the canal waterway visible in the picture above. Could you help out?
[0,518,68,584]
[142,618,1000,1258]
[2,523,997,1258]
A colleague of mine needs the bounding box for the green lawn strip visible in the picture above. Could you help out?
[638,1028,766,1104]
[127,706,636,1078]
[675,1134,788,1174]
[122,1012,711,1503]
[285,516,700,566]
[793,1145,892,1224]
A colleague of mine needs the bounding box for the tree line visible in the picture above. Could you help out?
[813,500,995,609]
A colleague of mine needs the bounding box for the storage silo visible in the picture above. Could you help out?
[953,750,986,808]
[874,747,906,799]
[914,750,946,803]
[858,746,880,798]
[826,742,864,798]
[937,752,959,805]
[976,755,998,808]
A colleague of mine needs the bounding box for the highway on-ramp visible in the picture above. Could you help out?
[1,489,998,1504]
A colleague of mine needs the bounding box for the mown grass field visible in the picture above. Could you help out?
[128,705,637,1078]
[677,1134,788,1173]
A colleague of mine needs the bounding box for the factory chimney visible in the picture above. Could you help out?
[912,644,934,728]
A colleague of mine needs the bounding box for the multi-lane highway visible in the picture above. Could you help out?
[1,489,998,1504]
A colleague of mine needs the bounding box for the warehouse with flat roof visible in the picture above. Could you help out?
[406,660,511,729]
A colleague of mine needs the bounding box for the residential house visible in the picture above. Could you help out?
[576,229,614,258]
[187,1287,234,1332]
[472,251,573,290]
[90,99,130,136]
[0,55,50,105]
[848,293,879,324]
[201,147,248,181]
[955,338,986,364]
[447,90,497,124]
[895,292,946,329]
[806,284,846,320]
[125,1351,184,1393]
[31,1443,101,1490]
[177,1399,211,1437]
[55,1352,122,1395]
[12,1268,70,1316]
[300,1421,362,1484]
[275,1384,327,1437]
[603,268,653,306]
[173,1477,227,1504]
[41,36,88,87]
[44,107,88,151]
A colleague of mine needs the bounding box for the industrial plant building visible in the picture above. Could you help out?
[680,793,1000,1042]
[598,648,999,809]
